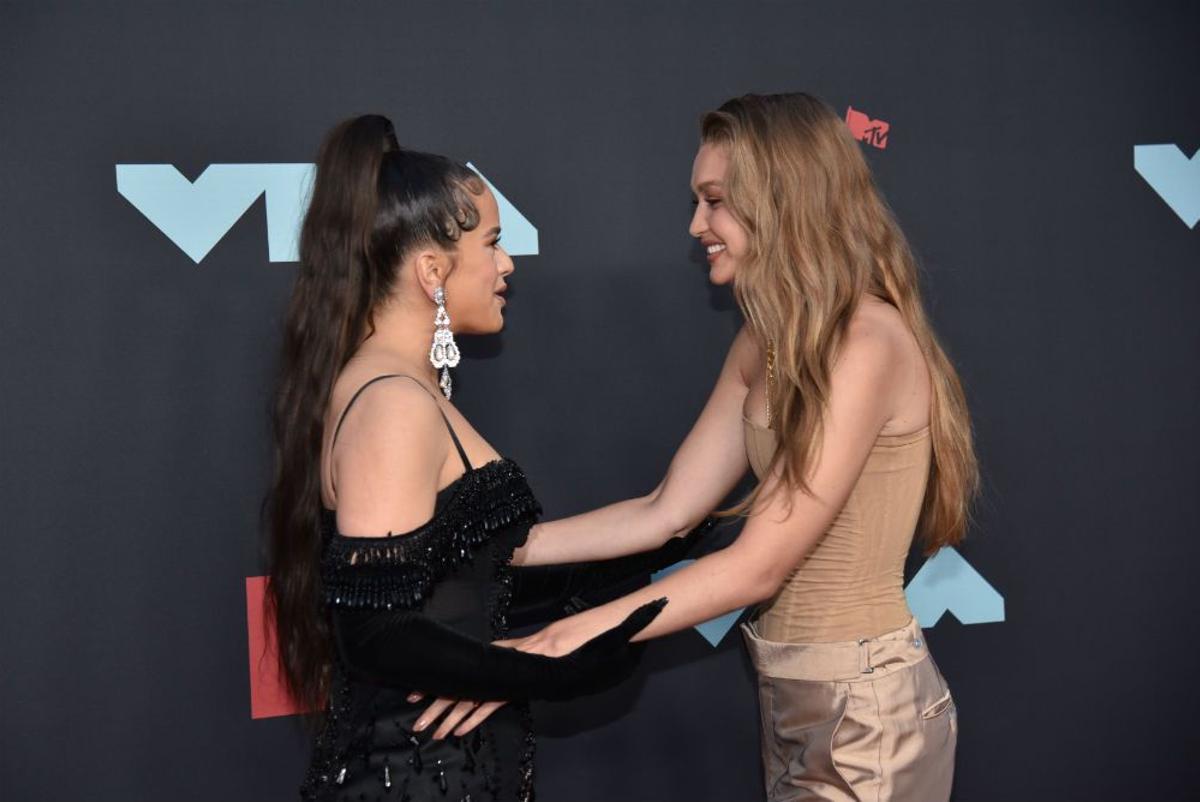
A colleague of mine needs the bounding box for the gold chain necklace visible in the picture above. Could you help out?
[765,338,777,429]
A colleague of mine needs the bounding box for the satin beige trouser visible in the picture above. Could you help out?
[740,616,957,802]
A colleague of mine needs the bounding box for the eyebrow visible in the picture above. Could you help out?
[692,180,723,194]
[485,226,501,237]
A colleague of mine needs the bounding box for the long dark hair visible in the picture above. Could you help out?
[262,114,484,720]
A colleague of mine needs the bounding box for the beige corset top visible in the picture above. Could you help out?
[742,415,932,643]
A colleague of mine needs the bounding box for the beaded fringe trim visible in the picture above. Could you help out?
[321,459,542,611]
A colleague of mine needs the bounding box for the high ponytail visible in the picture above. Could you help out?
[262,115,484,722]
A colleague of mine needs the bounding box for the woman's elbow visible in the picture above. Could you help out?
[741,578,781,607]
[731,560,787,607]
[644,488,694,544]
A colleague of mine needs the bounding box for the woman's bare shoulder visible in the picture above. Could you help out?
[843,296,930,430]
[846,296,912,353]
[324,367,446,487]
[727,323,761,386]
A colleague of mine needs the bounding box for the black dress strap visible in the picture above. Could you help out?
[329,375,473,493]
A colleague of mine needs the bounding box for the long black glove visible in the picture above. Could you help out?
[507,516,717,627]
[333,597,668,701]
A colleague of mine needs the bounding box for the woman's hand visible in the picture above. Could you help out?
[410,692,507,740]
[491,618,596,659]
[410,614,612,738]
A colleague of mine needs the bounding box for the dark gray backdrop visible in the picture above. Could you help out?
[2,1,1197,800]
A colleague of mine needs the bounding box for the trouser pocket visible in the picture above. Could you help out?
[922,688,953,719]
[919,659,957,736]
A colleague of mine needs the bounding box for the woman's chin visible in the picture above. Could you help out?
[485,312,507,334]
[708,263,736,285]
[454,319,505,336]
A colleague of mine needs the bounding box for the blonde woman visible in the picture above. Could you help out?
[415,92,979,802]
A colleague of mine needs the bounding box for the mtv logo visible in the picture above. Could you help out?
[116,162,538,263]
[845,106,890,149]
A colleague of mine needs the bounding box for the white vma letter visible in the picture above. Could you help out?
[116,164,314,263]
[116,162,539,263]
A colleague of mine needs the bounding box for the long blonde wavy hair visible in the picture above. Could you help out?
[709,93,979,553]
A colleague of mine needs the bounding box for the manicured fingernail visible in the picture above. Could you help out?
[414,720,427,731]
[407,693,420,703]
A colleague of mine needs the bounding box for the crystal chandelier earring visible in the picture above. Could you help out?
[429,286,461,399]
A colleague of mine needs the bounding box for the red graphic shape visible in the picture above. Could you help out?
[246,575,314,719]
[845,106,890,149]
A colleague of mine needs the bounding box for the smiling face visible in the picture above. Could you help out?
[442,185,514,334]
[688,141,749,285]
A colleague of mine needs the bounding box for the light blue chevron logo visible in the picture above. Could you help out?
[116,164,313,262]
[1134,144,1200,228]
[116,162,538,263]
[655,546,1003,647]
[904,547,1005,627]
[465,163,538,256]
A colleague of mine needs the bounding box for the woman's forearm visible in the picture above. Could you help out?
[515,490,693,566]
[538,545,772,647]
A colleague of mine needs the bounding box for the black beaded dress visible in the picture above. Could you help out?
[299,376,544,802]
[297,375,692,802]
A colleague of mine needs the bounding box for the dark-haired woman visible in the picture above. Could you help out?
[263,114,668,802]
